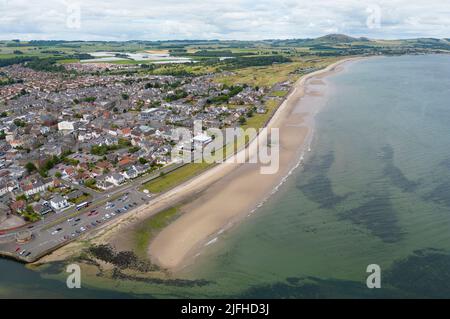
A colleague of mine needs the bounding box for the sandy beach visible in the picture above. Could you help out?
[35,57,359,268]
[148,57,361,271]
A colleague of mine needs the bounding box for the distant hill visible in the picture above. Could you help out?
[265,34,372,47]
[315,34,369,43]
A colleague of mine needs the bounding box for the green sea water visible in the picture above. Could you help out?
[2,55,450,298]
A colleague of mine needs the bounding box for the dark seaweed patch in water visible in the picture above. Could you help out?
[297,151,347,209]
[423,180,450,208]
[111,268,212,288]
[236,276,400,299]
[439,158,450,169]
[236,249,450,298]
[384,249,450,298]
[39,261,67,275]
[339,196,403,243]
[381,145,418,192]
[87,244,159,272]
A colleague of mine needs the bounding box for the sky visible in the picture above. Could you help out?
[0,0,449,41]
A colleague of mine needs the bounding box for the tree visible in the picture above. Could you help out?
[121,93,129,100]
[128,146,140,154]
[25,205,34,214]
[13,119,26,127]
[25,162,37,173]
[139,157,148,165]
[85,178,96,188]
[16,194,27,201]
[83,96,96,103]
[238,116,247,125]
[55,171,62,178]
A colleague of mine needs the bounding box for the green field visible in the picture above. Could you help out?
[140,162,213,194]
[243,99,280,130]
[270,90,288,97]
[214,57,335,88]
[134,206,181,258]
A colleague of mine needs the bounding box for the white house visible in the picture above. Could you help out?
[40,126,50,134]
[122,167,138,180]
[0,184,8,196]
[192,133,212,148]
[22,178,53,196]
[57,121,75,132]
[106,173,125,186]
[50,195,69,211]
[96,179,114,190]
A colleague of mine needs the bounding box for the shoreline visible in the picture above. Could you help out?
[148,56,364,271]
[34,56,363,268]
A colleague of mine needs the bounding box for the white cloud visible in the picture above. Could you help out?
[0,0,448,40]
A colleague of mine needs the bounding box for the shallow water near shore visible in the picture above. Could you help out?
[2,55,450,298]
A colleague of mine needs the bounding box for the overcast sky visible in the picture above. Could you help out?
[0,0,449,41]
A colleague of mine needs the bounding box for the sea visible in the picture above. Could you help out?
[2,54,450,298]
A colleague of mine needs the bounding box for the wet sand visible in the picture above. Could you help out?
[149,57,361,271]
[37,57,360,268]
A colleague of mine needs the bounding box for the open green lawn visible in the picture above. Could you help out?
[215,61,303,88]
[149,63,217,75]
[68,193,91,205]
[215,57,337,88]
[56,59,80,64]
[140,162,213,194]
[243,98,280,130]
[134,206,180,258]
[270,90,288,97]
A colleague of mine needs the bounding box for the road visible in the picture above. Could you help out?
[0,162,184,262]
[0,128,253,262]
[1,189,150,262]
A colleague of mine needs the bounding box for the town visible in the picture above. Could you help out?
[0,57,290,251]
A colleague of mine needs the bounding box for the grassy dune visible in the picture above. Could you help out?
[134,206,180,258]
